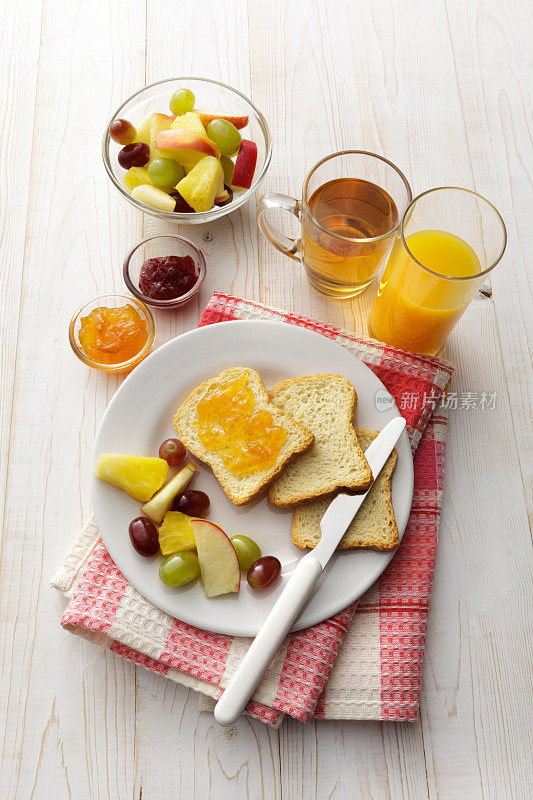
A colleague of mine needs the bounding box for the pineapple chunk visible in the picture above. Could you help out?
[123,167,154,193]
[176,156,224,212]
[94,455,168,502]
[170,112,207,135]
[159,511,197,555]
[131,184,176,212]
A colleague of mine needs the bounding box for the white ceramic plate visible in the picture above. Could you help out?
[92,321,413,636]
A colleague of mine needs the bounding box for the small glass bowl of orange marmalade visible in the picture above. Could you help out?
[69,293,155,372]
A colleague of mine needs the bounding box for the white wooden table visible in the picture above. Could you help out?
[1,0,531,797]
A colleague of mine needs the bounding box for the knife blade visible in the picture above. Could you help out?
[312,415,406,567]
[214,415,406,726]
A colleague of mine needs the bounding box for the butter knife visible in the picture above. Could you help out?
[214,415,406,726]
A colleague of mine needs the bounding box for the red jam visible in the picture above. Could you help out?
[139,255,198,300]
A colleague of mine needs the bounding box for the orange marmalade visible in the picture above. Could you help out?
[78,304,148,365]
[196,374,287,475]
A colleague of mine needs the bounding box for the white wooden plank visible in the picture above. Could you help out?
[0,0,146,796]
[135,674,282,800]
[280,718,431,800]
[0,0,43,585]
[444,0,533,518]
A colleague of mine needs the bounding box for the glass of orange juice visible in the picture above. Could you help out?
[369,187,506,355]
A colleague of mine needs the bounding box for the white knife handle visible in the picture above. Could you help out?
[214,555,323,726]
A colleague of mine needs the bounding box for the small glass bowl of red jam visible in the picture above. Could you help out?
[69,293,155,372]
[123,234,206,309]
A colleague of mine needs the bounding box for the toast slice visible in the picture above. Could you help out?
[292,428,399,551]
[173,367,314,505]
[267,375,373,507]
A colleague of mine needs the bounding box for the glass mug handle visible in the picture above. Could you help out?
[257,194,301,262]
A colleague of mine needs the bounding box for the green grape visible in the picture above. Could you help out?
[159,552,199,587]
[220,155,235,186]
[169,88,195,116]
[148,158,184,188]
[230,535,262,571]
[206,119,242,156]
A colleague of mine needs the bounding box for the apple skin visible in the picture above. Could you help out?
[191,519,241,597]
[231,139,258,189]
[197,111,249,130]
[154,129,221,165]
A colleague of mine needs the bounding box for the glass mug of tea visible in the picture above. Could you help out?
[257,150,412,298]
[369,187,507,355]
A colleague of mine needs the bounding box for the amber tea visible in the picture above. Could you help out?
[257,151,411,298]
[301,178,399,297]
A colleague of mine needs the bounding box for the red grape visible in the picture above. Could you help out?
[118,142,150,169]
[247,556,281,590]
[109,118,136,145]
[129,516,159,556]
[173,489,210,516]
[169,191,195,213]
[158,438,186,467]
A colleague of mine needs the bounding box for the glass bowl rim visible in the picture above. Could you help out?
[399,186,507,281]
[123,234,206,308]
[69,292,156,371]
[102,76,272,222]
[300,149,413,244]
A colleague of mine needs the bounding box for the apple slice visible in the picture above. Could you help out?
[131,184,176,212]
[141,463,196,524]
[135,114,153,145]
[149,112,173,155]
[154,129,220,167]
[214,187,231,206]
[231,140,258,189]
[191,520,240,597]
[196,110,249,130]
[213,168,228,205]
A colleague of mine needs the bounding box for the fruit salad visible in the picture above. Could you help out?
[95,437,280,597]
[109,87,258,214]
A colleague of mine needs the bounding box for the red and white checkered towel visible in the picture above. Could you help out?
[52,293,453,726]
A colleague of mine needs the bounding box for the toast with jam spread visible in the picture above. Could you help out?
[173,367,314,505]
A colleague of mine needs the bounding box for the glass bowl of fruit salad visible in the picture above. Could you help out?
[103,77,272,223]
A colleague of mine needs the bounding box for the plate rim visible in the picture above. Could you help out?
[92,319,413,635]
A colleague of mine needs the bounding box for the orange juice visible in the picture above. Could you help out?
[369,230,481,354]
